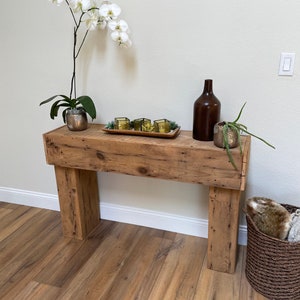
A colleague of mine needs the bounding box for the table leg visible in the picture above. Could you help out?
[207,186,241,273]
[54,166,100,239]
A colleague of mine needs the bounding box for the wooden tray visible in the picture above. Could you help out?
[102,127,181,139]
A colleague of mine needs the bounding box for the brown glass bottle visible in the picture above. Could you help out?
[193,79,221,141]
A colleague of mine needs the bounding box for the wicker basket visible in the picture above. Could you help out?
[246,204,300,300]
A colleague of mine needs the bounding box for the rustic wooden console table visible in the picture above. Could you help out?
[43,124,250,273]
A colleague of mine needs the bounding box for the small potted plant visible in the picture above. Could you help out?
[214,102,275,169]
[40,94,97,131]
[39,0,132,130]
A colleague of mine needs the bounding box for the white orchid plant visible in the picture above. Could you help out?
[40,0,132,122]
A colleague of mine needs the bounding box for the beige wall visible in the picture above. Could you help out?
[1,0,300,224]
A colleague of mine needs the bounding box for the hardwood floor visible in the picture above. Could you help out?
[0,202,266,300]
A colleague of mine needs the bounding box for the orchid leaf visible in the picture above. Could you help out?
[39,94,96,121]
[62,108,69,123]
[50,100,71,119]
[77,95,96,120]
[40,94,70,106]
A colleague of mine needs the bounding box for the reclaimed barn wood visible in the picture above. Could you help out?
[208,187,241,273]
[43,124,251,273]
[54,166,99,239]
[44,124,249,190]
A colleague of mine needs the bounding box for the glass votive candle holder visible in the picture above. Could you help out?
[114,117,130,130]
[141,118,153,132]
[154,119,171,133]
[133,118,151,131]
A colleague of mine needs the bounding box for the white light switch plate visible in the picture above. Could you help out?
[279,52,295,76]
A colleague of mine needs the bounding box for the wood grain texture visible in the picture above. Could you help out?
[43,124,250,272]
[0,203,266,300]
[43,124,251,190]
[207,187,241,273]
[42,125,251,272]
[54,166,100,239]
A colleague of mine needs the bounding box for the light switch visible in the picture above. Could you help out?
[283,57,291,71]
[279,52,295,76]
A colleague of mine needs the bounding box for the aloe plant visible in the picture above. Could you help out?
[219,102,275,170]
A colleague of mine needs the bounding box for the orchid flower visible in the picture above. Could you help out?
[108,20,129,32]
[42,0,132,122]
[111,31,132,47]
[97,17,108,30]
[109,20,131,47]
[99,3,121,21]
[69,0,94,13]
[85,9,100,30]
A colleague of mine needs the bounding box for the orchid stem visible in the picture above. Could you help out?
[70,27,77,99]
[76,30,89,58]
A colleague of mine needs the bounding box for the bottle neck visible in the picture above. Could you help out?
[203,79,213,94]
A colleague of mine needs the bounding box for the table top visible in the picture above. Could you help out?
[43,124,251,190]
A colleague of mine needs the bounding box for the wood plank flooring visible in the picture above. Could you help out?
[0,202,266,300]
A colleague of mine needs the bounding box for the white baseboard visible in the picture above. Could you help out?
[0,187,60,211]
[100,202,210,238]
[0,187,247,245]
[101,202,247,245]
